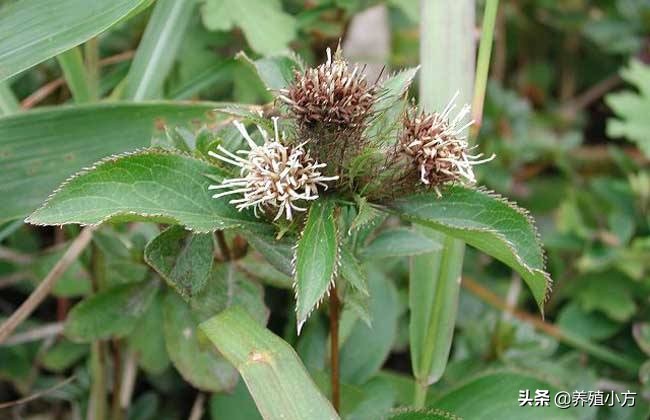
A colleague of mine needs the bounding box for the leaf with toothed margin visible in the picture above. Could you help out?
[293,199,339,333]
[237,51,301,91]
[25,150,271,234]
[386,186,551,310]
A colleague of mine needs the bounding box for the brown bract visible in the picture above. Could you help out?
[279,48,376,132]
[399,110,468,186]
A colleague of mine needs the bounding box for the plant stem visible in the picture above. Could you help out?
[85,37,100,101]
[411,0,475,409]
[470,0,500,140]
[111,340,124,420]
[329,283,341,413]
[88,342,107,420]
[215,231,232,261]
[57,47,93,103]
[413,381,428,409]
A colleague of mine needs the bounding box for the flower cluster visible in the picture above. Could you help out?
[208,118,338,221]
[279,47,376,131]
[209,49,495,219]
[397,93,495,196]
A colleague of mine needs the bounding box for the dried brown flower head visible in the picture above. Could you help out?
[398,93,494,196]
[279,47,376,131]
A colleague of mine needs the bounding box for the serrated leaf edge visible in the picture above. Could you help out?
[291,201,340,334]
[24,148,250,234]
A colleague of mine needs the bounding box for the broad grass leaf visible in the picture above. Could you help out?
[431,371,577,420]
[0,0,151,81]
[199,306,339,420]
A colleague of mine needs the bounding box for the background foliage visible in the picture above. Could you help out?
[0,0,649,419]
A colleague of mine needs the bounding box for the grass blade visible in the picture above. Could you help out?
[124,0,196,100]
[200,306,339,420]
[0,0,150,82]
[0,82,19,116]
[56,47,93,103]
[410,0,476,407]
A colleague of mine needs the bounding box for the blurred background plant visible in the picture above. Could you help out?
[0,0,649,419]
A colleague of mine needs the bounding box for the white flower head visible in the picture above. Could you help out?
[399,92,495,195]
[208,118,339,221]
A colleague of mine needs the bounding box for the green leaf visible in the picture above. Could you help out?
[124,0,196,100]
[163,291,237,392]
[0,82,20,116]
[31,247,91,297]
[388,187,550,308]
[188,263,268,324]
[293,199,339,333]
[65,280,159,342]
[199,306,339,420]
[237,52,301,91]
[144,225,214,299]
[574,272,636,322]
[340,266,399,385]
[349,196,383,233]
[26,150,269,233]
[201,0,296,55]
[127,290,170,374]
[242,232,294,277]
[557,302,622,341]
[432,371,577,420]
[0,101,220,222]
[0,0,150,81]
[41,339,89,372]
[606,59,650,157]
[360,227,441,259]
[339,244,368,296]
[210,379,262,420]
